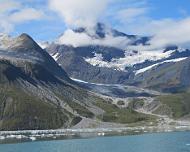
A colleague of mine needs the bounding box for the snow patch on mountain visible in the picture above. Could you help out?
[51,52,60,61]
[135,57,188,75]
[85,50,175,71]
[0,33,12,49]
[176,47,187,53]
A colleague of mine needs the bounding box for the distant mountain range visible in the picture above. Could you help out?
[45,23,190,92]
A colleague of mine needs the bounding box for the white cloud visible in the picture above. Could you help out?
[58,29,92,46]
[49,0,109,28]
[116,7,147,23]
[150,18,190,48]
[57,29,131,48]
[111,1,190,51]
[57,10,190,50]
[9,8,44,23]
[0,0,21,13]
[0,0,45,33]
[127,17,190,51]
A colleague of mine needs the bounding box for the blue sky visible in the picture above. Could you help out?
[1,0,190,42]
[148,0,190,19]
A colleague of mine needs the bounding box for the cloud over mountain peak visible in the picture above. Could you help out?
[49,0,109,28]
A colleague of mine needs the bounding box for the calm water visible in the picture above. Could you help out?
[1,131,190,152]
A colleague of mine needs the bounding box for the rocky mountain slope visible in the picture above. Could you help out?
[132,57,190,92]
[45,23,190,89]
[0,33,156,131]
[0,34,92,130]
[46,44,131,84]
[43,23,190,124]
[71,78,190,126]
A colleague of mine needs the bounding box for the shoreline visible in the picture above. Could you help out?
[1,125,190,144]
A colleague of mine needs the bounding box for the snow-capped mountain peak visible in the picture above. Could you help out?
[56,23,149,49]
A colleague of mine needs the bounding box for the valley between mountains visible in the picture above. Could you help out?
[0,23,190,131]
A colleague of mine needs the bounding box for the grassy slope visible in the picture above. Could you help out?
[67,101,94,118]
[0,85,72,131]
[55,92,95,119]
[0,59,159,129]
[155,93,190,119]
[95,98,155,124]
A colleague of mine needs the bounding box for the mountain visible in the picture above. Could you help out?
[45,23,149,84]
[45,22,190,125]
[72,22,150,45]
[132,57,190,93]
[45,23,190,87]
[0,34,98,130]
[0,34,86,130]
[46,44,131,84]
[0,33,157,130]
[1,32,190,131]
